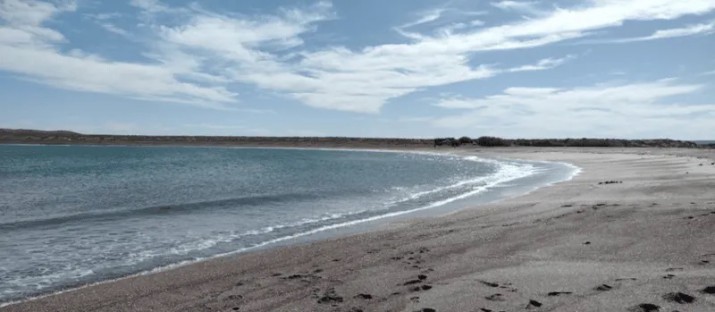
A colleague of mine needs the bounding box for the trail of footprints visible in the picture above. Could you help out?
[221,200,715,311]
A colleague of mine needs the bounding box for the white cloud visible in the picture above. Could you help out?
[0,0,235,108]
[236,0,715,113]
[432,79,714,138]
[159,2,333,62]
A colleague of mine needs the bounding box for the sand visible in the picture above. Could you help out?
[3,147,715,312]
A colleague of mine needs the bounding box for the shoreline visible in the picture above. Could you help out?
[3,147,715,311]
[0,147,578,307]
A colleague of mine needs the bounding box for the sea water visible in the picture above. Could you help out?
[0,145,575,303]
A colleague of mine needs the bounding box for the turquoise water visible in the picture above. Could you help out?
[0,145,562,303]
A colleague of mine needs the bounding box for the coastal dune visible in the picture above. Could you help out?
[3,148,715,312]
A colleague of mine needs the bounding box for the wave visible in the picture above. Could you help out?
[0,192,322,231]
[112,156,542,273]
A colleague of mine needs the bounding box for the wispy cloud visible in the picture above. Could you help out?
[585,20,715,44]
[432,79,713,138]
[401,8,445,28]
[508,55,575,72]
[99,23,130,37]
[490,1,541,14]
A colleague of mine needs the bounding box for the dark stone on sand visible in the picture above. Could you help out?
[629,303,660,312]
[595,284,612,291]
[583,241,591,245]
[485,293,504,301]
[663,292,695,304]
[285,274,304,279]
[418,274,427,280]
[480,281,500,287]
[547,291,572,296]
[526,299,542,308]
[418,308,436,312]
[354,293,372,300]
[404,279,423,285]
[421,285,432,290]
[702,286,715,294]
[662,274,675,279]
[232,307,239,311]
[409,286,421,292]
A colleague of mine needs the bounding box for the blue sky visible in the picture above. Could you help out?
[1,0,714,139]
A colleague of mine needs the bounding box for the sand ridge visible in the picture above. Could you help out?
[2,147,715,312]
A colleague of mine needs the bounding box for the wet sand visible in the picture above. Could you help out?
[3,147,715,312]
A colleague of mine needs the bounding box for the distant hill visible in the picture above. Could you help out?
[0,128,706,149]
[0,128,433,148]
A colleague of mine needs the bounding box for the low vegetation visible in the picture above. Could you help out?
[0,129,705,149]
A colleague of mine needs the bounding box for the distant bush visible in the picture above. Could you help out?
[458,136,473,144]
[477,136,509,147]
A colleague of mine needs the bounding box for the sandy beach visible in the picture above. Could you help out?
[3,147,715,312]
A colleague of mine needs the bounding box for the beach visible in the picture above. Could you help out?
[3,147,715,312]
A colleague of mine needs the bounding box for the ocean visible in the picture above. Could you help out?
[0,145,577,304]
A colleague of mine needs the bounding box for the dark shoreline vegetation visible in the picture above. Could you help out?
[0,128,709,148]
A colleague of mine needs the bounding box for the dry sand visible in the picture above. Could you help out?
[3,147,715,312]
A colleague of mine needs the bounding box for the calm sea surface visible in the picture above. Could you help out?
[0,145,572,303]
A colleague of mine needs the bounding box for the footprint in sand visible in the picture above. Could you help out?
[665,267,683,272]
[317,288,343,304]
[547,291,572,296]
[628,303,660,312]
[594,284,613,291]
[485,293,505,301]
[525,299,542,309]
[662,292,695,304]
[479,281,500,288]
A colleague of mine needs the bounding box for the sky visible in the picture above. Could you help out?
[1,0,714,139]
